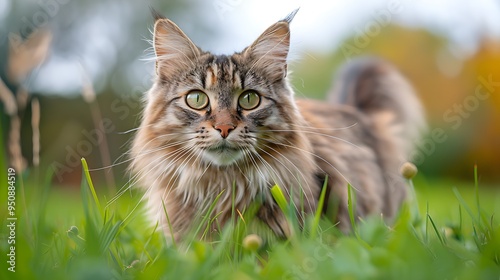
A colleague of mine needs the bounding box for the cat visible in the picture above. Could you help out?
[130,10,425,241]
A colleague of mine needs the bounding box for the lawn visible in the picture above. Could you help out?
[1,161,499,280]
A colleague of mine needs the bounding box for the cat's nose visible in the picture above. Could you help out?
[214,124,235,138]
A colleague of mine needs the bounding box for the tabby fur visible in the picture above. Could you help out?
[130,11,425,241]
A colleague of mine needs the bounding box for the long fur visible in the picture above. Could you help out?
[129,13,425,241]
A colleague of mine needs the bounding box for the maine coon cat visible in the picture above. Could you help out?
[130,10,425,241]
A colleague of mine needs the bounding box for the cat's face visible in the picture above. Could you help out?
[146,16,300,167]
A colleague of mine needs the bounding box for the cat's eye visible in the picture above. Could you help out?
[186,90,209,110]
[238,91,260,110]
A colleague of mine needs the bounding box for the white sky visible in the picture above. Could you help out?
[206,0,500,55]
[2,0,500,95]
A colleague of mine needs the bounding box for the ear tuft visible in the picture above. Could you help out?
[281,8,299,24]
[150,7,165,21]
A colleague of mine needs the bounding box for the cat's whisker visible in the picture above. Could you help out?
[241,148,272,189]
[160,146,196,186]
[258,135,328,175]
[256,144,316,212]
[239,147,277,207]
[233,158,251,184]
[254,145,300,189]
[90,134,196,172]
[132,138,195,157]
[254,135,360,193]
[107,144,194,206]
[108,149,176,205]
[251,148,287,189]
[259,129,363,150]
[117,124,154,134]
[250,148,304,216]
[120,174,157,224]
[180,146,210,194]
[165,143,204,202]
[128,133,197,160]
[194,159,212,186]
[144,145,198,215]
[94,140,194,174]
[290,122,359,131]
[245,147,303,217]
[87,158,135,172]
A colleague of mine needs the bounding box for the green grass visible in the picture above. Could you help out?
[1,161,500,280]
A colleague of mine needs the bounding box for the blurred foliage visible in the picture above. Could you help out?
[1,162,500,279]
[291,25,500,183]
[0,0,212,187]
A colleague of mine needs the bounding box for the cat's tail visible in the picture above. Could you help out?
[328,56,425,162]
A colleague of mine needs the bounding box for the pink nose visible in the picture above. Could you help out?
[214,124,235,138]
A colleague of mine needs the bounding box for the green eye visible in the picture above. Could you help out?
[238,91,260,110]
[186,90,209,110]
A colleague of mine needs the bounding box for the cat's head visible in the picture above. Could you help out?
[143,11,302,167]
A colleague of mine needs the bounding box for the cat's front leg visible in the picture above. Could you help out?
[257,204,293,238]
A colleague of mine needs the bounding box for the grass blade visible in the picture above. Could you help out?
[81,157,103,214]
[100,220,122,253]
[425,202,429,243]
[162,200,177,249]
[187,190,225,248]
[270,185,288,214]
[347,184,358,235]
[474,164,480,222]
[310,176,328,239]
[427,214,445,245]
[453,188,481,228]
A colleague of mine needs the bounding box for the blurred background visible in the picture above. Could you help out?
[1,0,499,190]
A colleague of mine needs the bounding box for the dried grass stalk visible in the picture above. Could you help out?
[9,115,26,171]
[0,77,17,116]
[31,98,41,167]
[81,71,96,103]
[17,86,29,111]
[8,29,52,83]
[80,68,116,193]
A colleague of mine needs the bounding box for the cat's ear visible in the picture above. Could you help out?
[244,10,297,81]
[153,17,201,77]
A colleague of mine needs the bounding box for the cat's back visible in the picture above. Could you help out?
[296,98,381,170]
[296,99,366,131]
[296,98,375,153]
[293,57,424,224]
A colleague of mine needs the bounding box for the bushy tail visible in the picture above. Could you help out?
[328,57,425,162]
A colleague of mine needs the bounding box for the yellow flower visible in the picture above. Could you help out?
[242,234,262,252]
[400,162,418,179]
